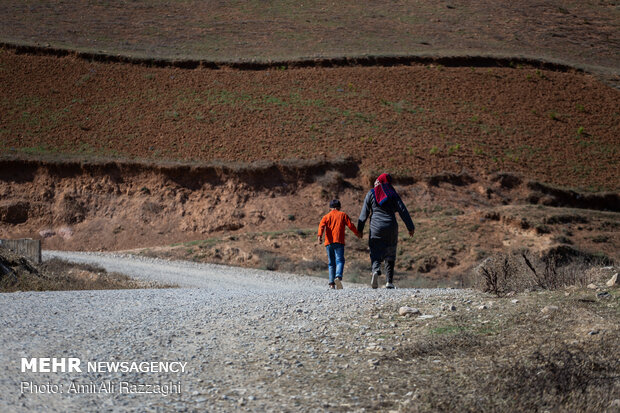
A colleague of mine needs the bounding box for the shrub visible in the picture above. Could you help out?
[474,249,612,296]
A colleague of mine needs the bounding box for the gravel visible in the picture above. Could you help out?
[0,251,472,412]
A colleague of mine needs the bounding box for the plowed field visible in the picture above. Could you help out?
[1,50,618,190]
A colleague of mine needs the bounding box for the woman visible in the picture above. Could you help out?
[357,173,415,289]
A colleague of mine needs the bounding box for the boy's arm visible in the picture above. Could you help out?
[317,215,327,244]
[345,214,361,238]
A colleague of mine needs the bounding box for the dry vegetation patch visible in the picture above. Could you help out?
[0,248,174,292]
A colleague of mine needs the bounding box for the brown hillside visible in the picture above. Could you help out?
[0,0,618,84]
[1,49,618,191]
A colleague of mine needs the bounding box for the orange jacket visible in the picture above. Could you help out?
[318,209,359,246]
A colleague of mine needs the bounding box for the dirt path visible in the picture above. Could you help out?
[0,252,471,411]
[43,250,329,290]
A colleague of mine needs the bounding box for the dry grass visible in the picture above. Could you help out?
[0,248,174,292]
[475,249,615,296]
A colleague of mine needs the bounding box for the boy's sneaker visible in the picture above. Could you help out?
[328,282,336,289]
[371,273,379,289]
[334,278,343,290]
[385,282,395,289]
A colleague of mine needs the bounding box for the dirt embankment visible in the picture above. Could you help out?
[0,157,360,250]
[1,158,618,282]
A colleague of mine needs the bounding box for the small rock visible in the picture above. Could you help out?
[541,305,559,314]
[511,299,519,304]
[588,330,600,336]
[39,229,56,238]
[610,399,620,408]
[596,291,611,299]
[399,306,420,316]
[587,283,598,290]
[477,305,487,310]
[450,305,457,311]
[58,226,74,239]
[606,273,618,287]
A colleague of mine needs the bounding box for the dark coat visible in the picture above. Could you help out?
[357,188,414,244]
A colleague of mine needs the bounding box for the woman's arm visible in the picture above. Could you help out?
[357,191,372,235]
[395,195,415,235]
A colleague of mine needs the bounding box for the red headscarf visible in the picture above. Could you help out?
[373,173,398,205]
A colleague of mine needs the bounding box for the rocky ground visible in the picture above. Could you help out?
[0,252,617,412]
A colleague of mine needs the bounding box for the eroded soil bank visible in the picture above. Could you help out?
[1,158,618,283]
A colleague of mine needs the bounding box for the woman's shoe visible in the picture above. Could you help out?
[334,278,343,289]
[371,273,379,289]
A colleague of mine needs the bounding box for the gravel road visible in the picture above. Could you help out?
[0,251,474,412]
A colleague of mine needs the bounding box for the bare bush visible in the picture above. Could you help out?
[475,254,521,296]
[475,249,613,295]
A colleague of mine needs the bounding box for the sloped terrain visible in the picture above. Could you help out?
[1,49,618,191]
[1,0,618,85]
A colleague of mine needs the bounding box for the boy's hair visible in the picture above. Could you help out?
[329,199,341,208]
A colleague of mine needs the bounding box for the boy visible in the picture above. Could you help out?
[317,199,361,289]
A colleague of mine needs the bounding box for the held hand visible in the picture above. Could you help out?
[317,236,323,245]
[356,232,362,239]
[408,229,415,237]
